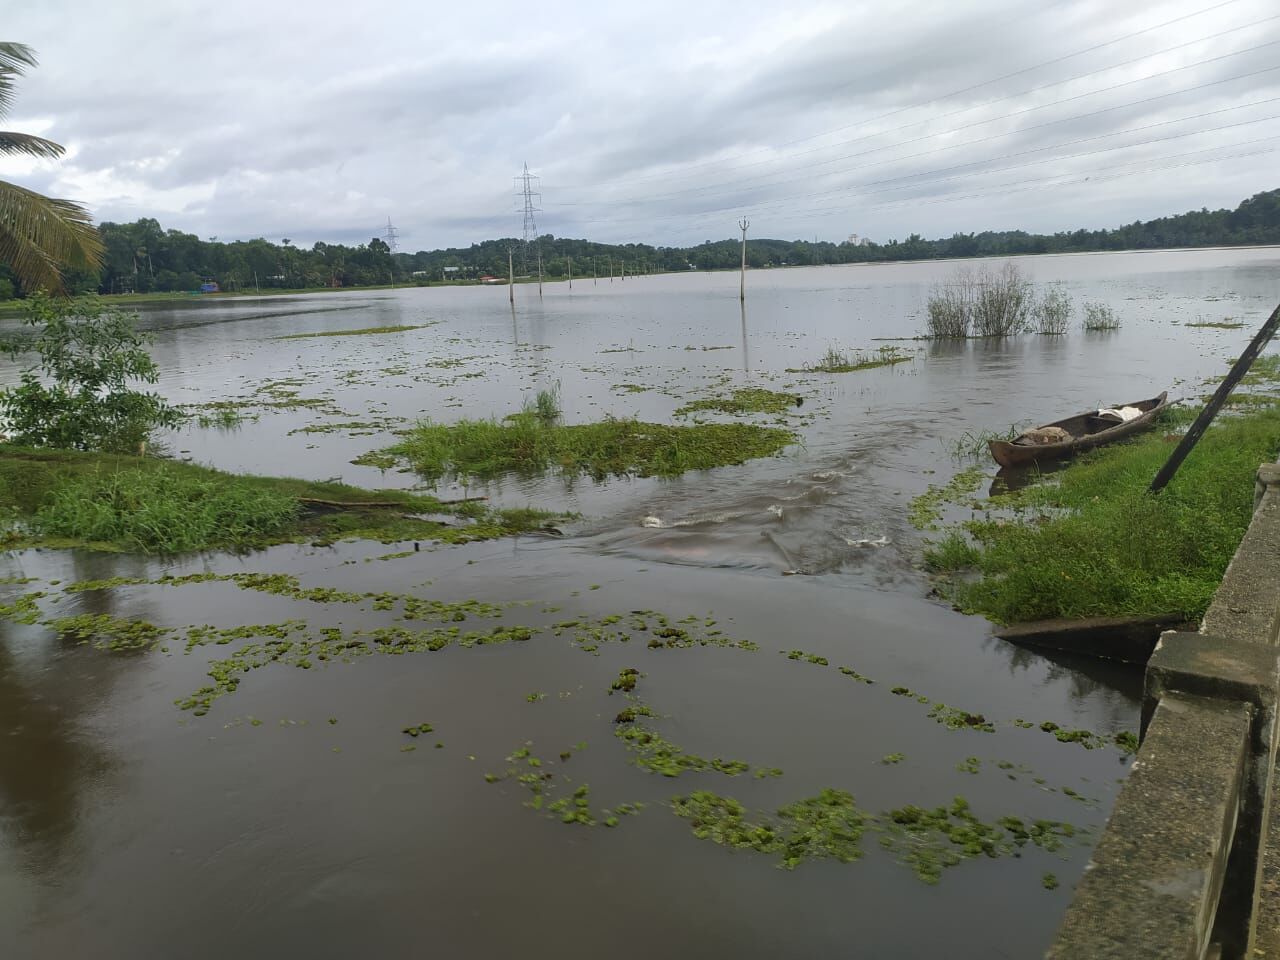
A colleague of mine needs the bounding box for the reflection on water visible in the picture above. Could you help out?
[1,249,1278,957]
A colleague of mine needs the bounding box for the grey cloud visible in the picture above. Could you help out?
[4,0,1278,249]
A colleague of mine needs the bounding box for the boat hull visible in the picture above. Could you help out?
[988,392,1169,468]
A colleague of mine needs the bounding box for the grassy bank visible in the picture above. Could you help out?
[0,446,555,553]
[370,413,795,482]
[925,405,1280,624]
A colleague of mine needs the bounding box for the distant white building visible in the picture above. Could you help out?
[846,233,873,246]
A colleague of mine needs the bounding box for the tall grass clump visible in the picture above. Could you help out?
[970,262,1033,337]
[523,384,562,425]
[925,262,1033,338]
[1034,286,1073,335]
[1082,302,1121,331]
[34,466,299,553]
[925,270,973,338]
[931,404,1280,623]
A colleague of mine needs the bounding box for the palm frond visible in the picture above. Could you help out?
[0,130,64,158]
[0,43,37,120]
[0,179,104,294]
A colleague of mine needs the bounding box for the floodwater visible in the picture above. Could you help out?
[2,249,1278,958]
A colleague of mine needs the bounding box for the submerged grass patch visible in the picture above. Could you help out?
[786,345,912,375]
[674,388,798,418]
[0,445,556,553]
[375,413,795,482]
[271,323,433,340]
[926,404,1280,622]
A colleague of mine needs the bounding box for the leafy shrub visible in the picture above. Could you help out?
[1034,286,1073,335]
[926,262,1033,338]
[0,294,180,451]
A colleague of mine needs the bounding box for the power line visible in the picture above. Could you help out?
[557,14,1279,199]
[570,104,1280,227]
[556,48,1280,209]
[550,0,1252,192]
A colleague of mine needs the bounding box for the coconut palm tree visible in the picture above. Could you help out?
[0,42,102,294]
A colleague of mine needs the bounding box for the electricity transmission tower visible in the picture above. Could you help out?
[383,217,399,285]
[514,162,541,272]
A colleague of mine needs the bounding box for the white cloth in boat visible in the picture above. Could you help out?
[1096,406,1142,422]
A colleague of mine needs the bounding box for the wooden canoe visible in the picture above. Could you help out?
[988,391,1169,468]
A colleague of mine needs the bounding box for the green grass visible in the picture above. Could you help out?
[0,446,556,554]
[271,324,431,340]
[925,405,1280,623]
[377,413,795,482]
[675,388,798,417]
[786,345,912,374]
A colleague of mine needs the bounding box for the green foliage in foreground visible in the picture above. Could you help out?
[379,413,795,481]
[926,405,1280,623]
[0,446,555,553]
[0,294,180,451]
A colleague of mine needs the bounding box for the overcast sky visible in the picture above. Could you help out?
[3,0,1278,251]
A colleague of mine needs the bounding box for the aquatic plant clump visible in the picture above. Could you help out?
[271,323,435,340]
[377,414,795,482]
[785,345,911,375]
[670,788,869,869]
[1082,302,1121,331]
[1034,286,1074,335]
[925,263,1033,338]
[674,388,798,418]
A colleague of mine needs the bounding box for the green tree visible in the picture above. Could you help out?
[0,294,180,452]
[0,43,103,294]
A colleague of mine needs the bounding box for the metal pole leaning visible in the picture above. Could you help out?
[1150,301,1280,494]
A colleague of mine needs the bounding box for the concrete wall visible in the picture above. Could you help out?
[1048,462,1280,960]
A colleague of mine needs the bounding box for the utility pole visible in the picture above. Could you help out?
[593,257,597,285]
[609,257,613,282]
[568,256,572,290]
[738,217,750,302]
[508,246,514,305]
[537,250,543,299]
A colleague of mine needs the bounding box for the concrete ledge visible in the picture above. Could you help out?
[1047,694,1251,960]
[1203,469,1280,647]
[996,614,1192,665]
[1144,632,1280,745]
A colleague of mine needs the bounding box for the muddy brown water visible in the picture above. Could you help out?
[2,249,1277,958]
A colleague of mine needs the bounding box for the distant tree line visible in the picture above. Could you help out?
[1,188,1276,300]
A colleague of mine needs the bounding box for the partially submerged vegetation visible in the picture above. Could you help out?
[373,412,795,482]
[925,263,1035,338]
[1081,302,1121,331]
[925,403,1280,623]
[674,387,798,417]
[0,446,555,553]
[786,345,912,374]
[1185,319,1245,330]
[271,323,434,340]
